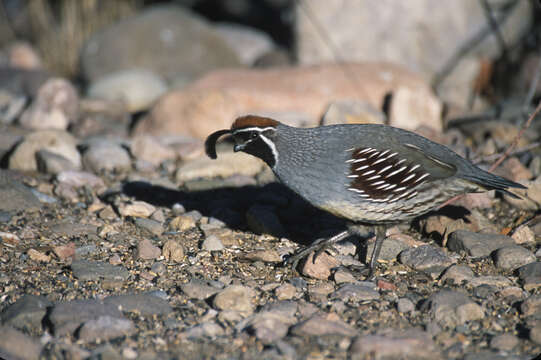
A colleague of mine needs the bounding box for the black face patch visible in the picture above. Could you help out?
[232,130,276,168]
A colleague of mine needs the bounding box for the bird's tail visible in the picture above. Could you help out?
[461,167,527,199]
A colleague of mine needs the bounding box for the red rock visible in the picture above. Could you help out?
[53,242,76,260]
[135,63,442,140]
[377,279,397,291]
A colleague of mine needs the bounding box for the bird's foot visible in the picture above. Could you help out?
[283,230,351,271]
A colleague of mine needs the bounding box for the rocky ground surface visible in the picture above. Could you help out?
[1,2,541,359]
[0,138,541,360]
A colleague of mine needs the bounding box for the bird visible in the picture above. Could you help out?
[205,115,526,277]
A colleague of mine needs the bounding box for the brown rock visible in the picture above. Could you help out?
[493,157,532,182]
[169,215,197,231]
[19,78,79,130]
[512,225,535,245]
[8,42,43,70]
[131,135,177,165]
[53,243,76,260]
[302,251,340,280]
[137,239,161,260]
[135,63,442,139]
[118,201,156,218]
[162,240,185,262]
[27,248,50,262]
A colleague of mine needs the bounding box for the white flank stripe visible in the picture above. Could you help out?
[385,152,398,160]
[367,175,381,181]
[377,165,393,174]
[372,157,387,165]
[385,166,407,178]
[414,173,430,182]
[348,188,364,193]
[353,158,367,163]
[362,170,376,176]
[358,148,372,154]
[347,175,359,178]
[379,149,390,157]
[401,173,416,183]
[393,186,407,192]
[356,165,369,171]
[408,164,420,172]
[372,180,386,186]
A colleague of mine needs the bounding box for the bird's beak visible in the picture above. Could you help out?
[233,143,245,152]
[205,129,231,159]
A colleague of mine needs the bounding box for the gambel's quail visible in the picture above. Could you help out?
[205,115,526,276]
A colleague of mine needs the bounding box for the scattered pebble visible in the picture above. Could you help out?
[397,298,415,313]
[421,290,484,327]
[201,234,224,251]
[213,285,255,315]
[137,238,161,260]
[399,245,454,275]
[118,200,156,218]
[447,230,514,258]
[301,251,340,280]
[291,313,356,337]
[162,239,185,262]
[493,246,536,271]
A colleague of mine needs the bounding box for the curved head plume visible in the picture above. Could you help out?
[205,115,280,159]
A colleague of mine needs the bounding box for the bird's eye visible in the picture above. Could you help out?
[251,132,258,139]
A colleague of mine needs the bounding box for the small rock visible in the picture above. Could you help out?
[246,204,286,237]
[131,135,176,165]
[275,283,297,300]
[202,228,239,247]
[82,142,131,173]
[399,245,454,275]
[36,149,78,174]
[249,313,290,344]
[27,248,50,262]
[0,171,41,212]
[150,262,166,276]
[469,276,512,288]
[169,215,197,231]
[19,78,78,130]
[366,236,410,261]
[71,259,129,281]
[122,347,138,359]
[118,201,156,218]
[447,230,514,258]
[9,130,81,172]
[56,170,105,190]
[162,240,185,262]
[529,321,541,345]
[521,295,541,316]
[473,284,497,299]
[490,333,519,351]
[134,218,163,235]
[181,280,221,300]
[493,157,532,182]
[301,251,340,280]
[78,315,135,342]
[493,246,536,271]
[53,242,76,260]
[333,267,357,284]
[421,290,484,327]
[0,295,52,331]
[331,282,379,302]
[0,325,42,360]
[349,329,441,360]
[213,285,255,315]
[98,206,117,220]
[512,225,535,244]
[291,313,356,337]
[104,293,172,316]
[181,321,225,340]
[137,239,161,260]
[88,69,167,113]
[244,249,281,263]
[397,298,415,313]
[109,254,122,265]
[440,264,474,285]
[201,235,224,251]
[49,299,124,336]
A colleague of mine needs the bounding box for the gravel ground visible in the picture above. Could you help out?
[0,163,540,360]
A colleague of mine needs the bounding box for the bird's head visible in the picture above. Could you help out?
[205,115,280,168]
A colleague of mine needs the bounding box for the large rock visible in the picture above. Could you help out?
[87,69,167,113]
[81,5,241,83]
[9,130,81,172]
[135,63,442,139]
[294,1,531,109]
[295,0,531,78]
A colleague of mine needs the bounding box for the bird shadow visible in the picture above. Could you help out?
[120,180,349,246]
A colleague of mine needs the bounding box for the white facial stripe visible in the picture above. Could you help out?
[258,133,278,168]
[233,126,276,133]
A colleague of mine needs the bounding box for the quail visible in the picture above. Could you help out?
[205,115,526,276]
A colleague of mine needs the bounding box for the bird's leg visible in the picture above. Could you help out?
[284,230,351,270]
[366,225,387,279]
